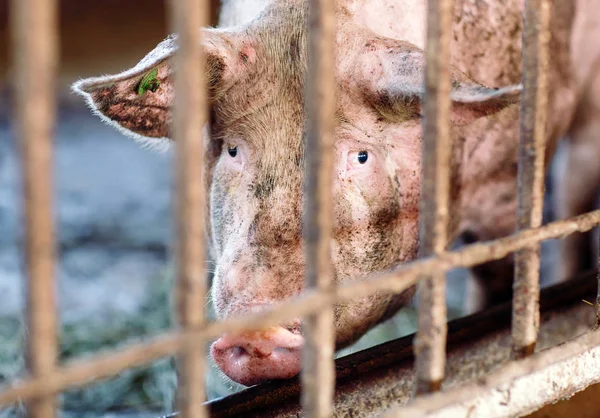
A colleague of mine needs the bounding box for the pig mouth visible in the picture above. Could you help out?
[211,327,304,386]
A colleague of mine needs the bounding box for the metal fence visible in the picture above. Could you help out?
[2,0,600,417]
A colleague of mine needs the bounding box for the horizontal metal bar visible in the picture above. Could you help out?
[382,330,600,418]
[0,333,181,406]
[1,210,600,406]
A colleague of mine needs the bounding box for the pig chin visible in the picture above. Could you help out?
[209,282,412,386]
[208,225,413,385]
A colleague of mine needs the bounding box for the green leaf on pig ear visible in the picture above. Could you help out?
[71,29,242,148]
[137,68,160,95]
[71,58,174,146]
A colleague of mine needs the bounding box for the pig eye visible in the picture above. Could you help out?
[347,150,371,170]
[357,151,368,164]
[345,149,374,172]
[224,143,244,170]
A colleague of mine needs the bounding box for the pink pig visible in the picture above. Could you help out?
[73,0,582,386]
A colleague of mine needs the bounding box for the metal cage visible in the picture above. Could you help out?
[2,0,600,417]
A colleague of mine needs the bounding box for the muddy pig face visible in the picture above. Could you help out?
[73,0,520,387]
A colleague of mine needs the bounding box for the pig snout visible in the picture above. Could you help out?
[211,326,304,386]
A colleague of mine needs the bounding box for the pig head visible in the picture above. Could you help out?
[73,0,520,386]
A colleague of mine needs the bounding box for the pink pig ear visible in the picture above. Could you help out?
[72,30,244,148]
[360,42,521,126]
[447,83,522,126]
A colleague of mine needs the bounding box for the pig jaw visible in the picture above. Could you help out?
[208,213,418,387]
[209,290,416,387]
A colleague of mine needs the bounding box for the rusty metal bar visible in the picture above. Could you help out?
[596,235,600,329]
[169,0,210,415]
[302,0,337,415]
[512,0,551,359]
[10,0,59,416]
[414,0,454,395]
[1,210,600,407]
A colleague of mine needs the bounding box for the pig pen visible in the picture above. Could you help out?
[1,0,599,417]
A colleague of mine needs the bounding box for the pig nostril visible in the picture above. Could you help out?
[231,346,248,358]
[460,229,479,245]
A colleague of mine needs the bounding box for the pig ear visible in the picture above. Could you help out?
[71,30,239,149]
[364,46,522,126]
[446,83,522,126]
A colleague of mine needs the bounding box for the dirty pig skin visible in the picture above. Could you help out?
[73,0,582,386]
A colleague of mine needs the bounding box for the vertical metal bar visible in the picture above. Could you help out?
[10,0,58,416]
[511,0,550,359]
[413,0,454,395]
[302,0,336,416]
[596,244,600,329]
[170,0,209,416]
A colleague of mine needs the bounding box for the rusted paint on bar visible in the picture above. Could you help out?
[512,0,551,359]
[414,0,454,395]
[169,0,210,415]
[1,210,600,407]
[10,0,59,416]
[302,0,337,416]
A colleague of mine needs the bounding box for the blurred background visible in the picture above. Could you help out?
[0,1,559,417]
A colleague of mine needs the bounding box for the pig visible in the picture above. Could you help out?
[553,0,600,284]
[72,0,578,386]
